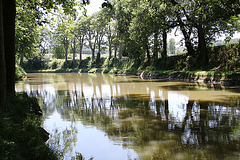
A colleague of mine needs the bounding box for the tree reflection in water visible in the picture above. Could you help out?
[43,93,240,159]
[47,124,78,159]
[15,73,240,160]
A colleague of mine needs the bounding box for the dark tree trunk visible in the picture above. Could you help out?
[197,25,209,65]
[108,25,112,59]
[0,0,6,112]
[20,56,24,66]
[91,49,95,61]
[64,47,68,63]
[79,44,83,63]
[3,0,16,96]
[64,41,69,64]
[177,14,195,56]
[72,50,75,64]
[109,43,112,59]
[79,37,84,64]
[98,43,101,59]
[182,29,195,56]
[161,29,167,60]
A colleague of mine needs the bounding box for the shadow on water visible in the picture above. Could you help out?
[226,86,240,93]
[161,83,225,91]
[117,79,170,83]
[160,81,240,93]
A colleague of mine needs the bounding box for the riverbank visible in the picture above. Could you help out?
[22,42,240,84]
[0,93,58,160]
[137,70,240,85]
[25,68,240,85]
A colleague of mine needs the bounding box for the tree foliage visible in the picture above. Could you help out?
[16,0,41,63]
[37,0,240,67]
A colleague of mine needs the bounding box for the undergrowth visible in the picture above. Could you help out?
[0,93,58,160]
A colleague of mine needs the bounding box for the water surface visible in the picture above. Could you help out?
[16,73,240,159]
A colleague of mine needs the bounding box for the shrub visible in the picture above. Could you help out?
[79,57,91,69]
[51,59,65,70]
[53,45,65,59]
[15,64,27,80]
[22,56,46,70]
[208,42,240,71]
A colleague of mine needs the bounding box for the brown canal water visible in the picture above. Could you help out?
[15,73,240,160]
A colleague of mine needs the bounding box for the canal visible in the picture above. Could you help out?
[15,73,240,159]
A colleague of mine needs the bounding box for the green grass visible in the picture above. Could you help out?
[24,56,240,82]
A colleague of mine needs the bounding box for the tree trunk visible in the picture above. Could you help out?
[79,37,84,64]
[109,43,112,59]
[73,50,75,64]
[64,48,68,63]
[119,42,122,61]
[161,29,167,60]
[98,43,101,59]
[91,49,95,61]
[114,43,117,59]
[3,0,16,96]
[177,14,195,56]
[20,55,24,66]
[108,25,112,59]
[79,44,83,63]
[72,39,76,65]
[197,25,209,65]
[64,40,69,64]
[88,38,96,61]
[180,26,195,56]
[0,0,6,112]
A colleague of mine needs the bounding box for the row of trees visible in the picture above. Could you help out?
[47,5,119,64]
[114,0,239,64]
[45,0,239,66]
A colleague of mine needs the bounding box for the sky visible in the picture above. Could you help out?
[85,0,105,15]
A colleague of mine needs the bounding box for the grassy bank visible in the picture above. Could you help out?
[23,57,240,84]
[0,93,58,160]
[22,42,240,83]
